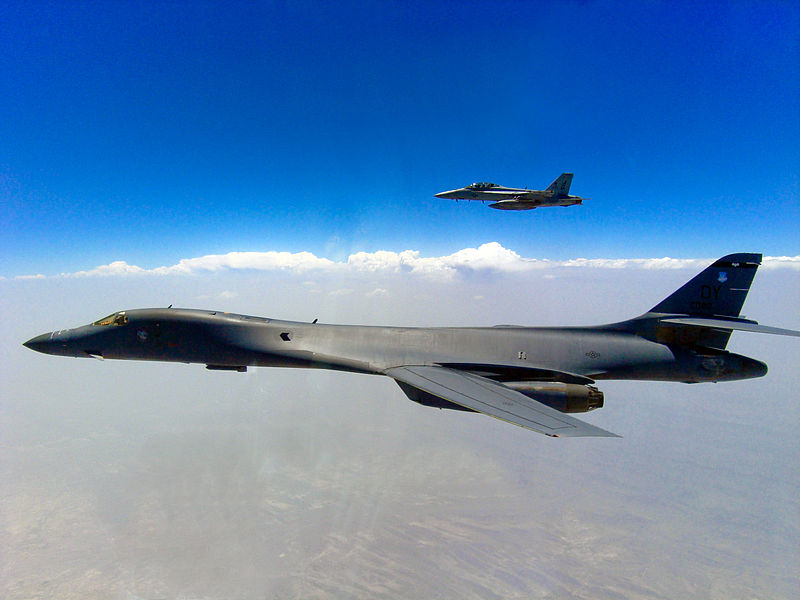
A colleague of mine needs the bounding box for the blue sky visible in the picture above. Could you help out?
[3,4,799,595]
[2,0,798,277]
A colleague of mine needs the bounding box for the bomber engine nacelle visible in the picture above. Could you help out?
[503,382,604,413]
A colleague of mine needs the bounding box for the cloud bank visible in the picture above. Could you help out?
[13,242,800,280]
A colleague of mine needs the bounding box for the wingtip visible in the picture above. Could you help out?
[547,423,621,438]
[596,426,622,438]
[568,424,622,438]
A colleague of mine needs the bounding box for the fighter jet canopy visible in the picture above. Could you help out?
[467,182,498,190]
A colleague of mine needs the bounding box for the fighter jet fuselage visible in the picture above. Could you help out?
[435,173,584,210]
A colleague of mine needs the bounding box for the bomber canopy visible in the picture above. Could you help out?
[93,312,128,327]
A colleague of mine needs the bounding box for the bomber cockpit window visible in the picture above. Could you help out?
[93,312,128,326]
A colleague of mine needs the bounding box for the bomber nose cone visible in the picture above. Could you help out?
[23,333,54,354]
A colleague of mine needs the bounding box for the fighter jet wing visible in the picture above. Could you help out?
[661,317,800,337]
[384,365,619,438]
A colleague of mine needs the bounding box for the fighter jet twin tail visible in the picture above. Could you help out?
[436,172,584,210]
[25,254,799,438]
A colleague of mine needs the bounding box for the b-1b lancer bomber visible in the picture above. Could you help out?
[24,254,799,438]
[436,172,584,210]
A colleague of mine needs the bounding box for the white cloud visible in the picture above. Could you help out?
[16,244,800,280]
[196,290,239,301]
[561,257,709,269]
[328,288,353,297]
[762,255,800,269]
[69,260,147,277]
[152,250,337,275]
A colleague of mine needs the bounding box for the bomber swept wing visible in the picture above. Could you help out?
[386,365,619,437]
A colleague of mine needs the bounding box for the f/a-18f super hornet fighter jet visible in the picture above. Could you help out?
[24,253,799,438]
[435,172,584,210]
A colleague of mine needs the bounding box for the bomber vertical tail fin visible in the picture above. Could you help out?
[649,253,761,318]
[546,173,573,197]
[635,253,800,349]
[640,253,762,350]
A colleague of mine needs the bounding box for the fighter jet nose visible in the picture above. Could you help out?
[23,332,54,354]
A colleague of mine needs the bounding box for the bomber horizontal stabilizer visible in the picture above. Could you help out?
[662,317,800,337]
[385,365,619,438]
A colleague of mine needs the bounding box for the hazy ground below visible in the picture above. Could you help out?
[3,269,798,599]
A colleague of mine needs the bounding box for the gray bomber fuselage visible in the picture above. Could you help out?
[24,307,766,384]
[23,253,796,438]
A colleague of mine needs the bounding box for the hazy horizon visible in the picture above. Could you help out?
[3,259,798,598]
